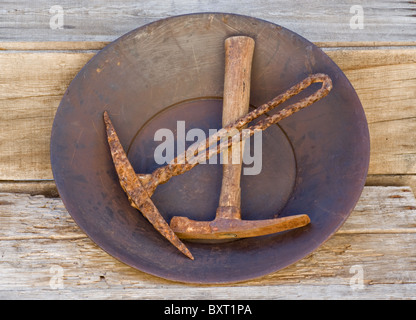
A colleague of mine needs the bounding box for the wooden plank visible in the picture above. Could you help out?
[0,48,415,182]
[326,49,416,175]
[0,186,415,299]
[0,1,415,42]
[1,284,416,300]
[0,52,94,180]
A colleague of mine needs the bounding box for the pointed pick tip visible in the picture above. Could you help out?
[172,238,194,260]
[169,241,194,260]
[103,109,195,260]
[185,250,195,260]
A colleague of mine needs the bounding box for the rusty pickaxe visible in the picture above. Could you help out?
[104,36,332,259]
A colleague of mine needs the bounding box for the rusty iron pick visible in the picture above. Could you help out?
[104,111,194,260]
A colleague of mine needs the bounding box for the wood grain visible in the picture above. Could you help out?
[325,49,416,176]
[1,186,415,299]
[0,52,94,181]
[218,36,254,213]
[1,1,415,42]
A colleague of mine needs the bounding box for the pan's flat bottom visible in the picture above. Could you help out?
[128,98,297,224]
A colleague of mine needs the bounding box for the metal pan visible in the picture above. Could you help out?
[50,13,370,284]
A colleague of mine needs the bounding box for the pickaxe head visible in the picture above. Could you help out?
[170,214,310,240]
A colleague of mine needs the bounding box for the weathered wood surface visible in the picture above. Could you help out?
[1,1,415,42]
[0,46,415,192]
[0,186,415,299]
[1,1,415,301]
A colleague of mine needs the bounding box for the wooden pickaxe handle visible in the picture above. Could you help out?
[216,36,255,219]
